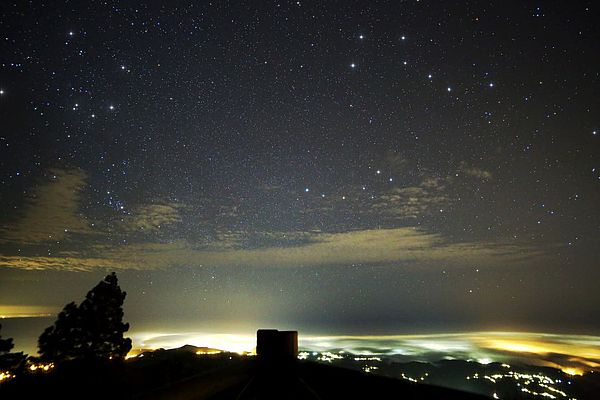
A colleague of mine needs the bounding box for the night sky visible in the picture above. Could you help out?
[1,1,599,349]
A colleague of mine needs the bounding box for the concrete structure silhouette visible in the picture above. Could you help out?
[256,329,298,360]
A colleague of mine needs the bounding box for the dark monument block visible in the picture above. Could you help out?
[256,329,298,360]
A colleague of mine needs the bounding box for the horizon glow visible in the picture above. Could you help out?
[126,330,600,375]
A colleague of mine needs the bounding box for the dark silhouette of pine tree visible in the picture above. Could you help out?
[38,272,132,362]
[0,324,13,355]
[0,324,26,372]
[38,302,83,361]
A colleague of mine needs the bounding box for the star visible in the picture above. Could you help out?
[1,0,599,350]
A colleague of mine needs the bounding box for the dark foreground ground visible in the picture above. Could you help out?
[144,359,488,400]
[0,347,487,399]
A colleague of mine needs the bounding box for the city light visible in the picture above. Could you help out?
[28,362,54,372]
[0,371,14,382]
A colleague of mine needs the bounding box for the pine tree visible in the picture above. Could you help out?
[78,272,132,359]
[38,272,132,362]
[0,324,26,372]
[0,324,14,355]
[38,302,83,361]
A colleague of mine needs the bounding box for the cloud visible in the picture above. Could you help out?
[372,178,449,220]
[458,163,493,180]
[0,227,545,271]
[124,203,183,233]
[0,254,141,271]
[0,166,537,273]
[300,332,600,374]
[0,168,93,244]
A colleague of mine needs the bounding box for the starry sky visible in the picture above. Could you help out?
[1,1,599,349]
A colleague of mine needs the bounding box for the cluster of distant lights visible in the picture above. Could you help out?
[0,362,54,383]
[467,366,579,400]
[301,351,382,374]
[28,362,54,372]
[299,349,588,400]
[0,371,14,382]
[400,372,429,383]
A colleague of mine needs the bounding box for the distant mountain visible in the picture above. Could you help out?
[138,344,225,355]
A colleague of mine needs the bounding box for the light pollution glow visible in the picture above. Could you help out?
[0,305,57,319]
[129,331,600,376]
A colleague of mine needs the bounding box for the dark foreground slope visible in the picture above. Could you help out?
[142,358,488,400]
[0,347,487,399]
[207,360,488,400]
